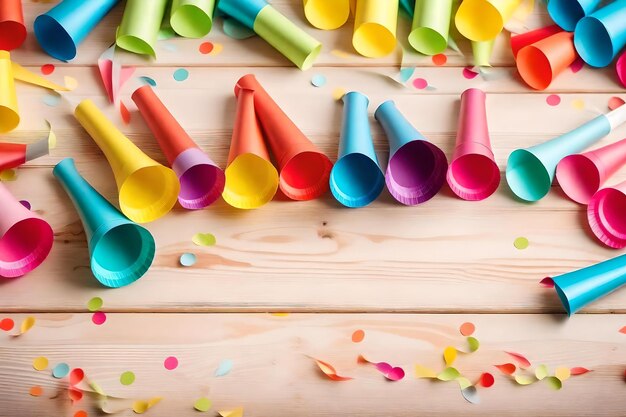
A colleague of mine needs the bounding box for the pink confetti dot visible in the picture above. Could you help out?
[92,311,106,325]
[412,78,428,89]
[41,64,55,75]
[462,67,478,79]
[570,57,584,73]
[546,94,561,106]
[164,356,178,370]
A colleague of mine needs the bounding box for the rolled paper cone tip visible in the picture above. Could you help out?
[303,0,351,30]
[170,0,215,38]
[574,0,626,68]
[510,24,562,58]
[0,142,26,171]
[516,31,576,90]
[587,185,626,249]
[53,158,155,287]
[172,148,225,209]
[0,0,26,50]
[617,52,626,88]
[408,0,453,56]
[352,0,398,58]
[0,51,20,133]
[547,0,601,31]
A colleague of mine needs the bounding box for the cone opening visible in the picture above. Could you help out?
[447,154,500,201]
[91,223,155,288]
[119,166,180,223]
[506,149,552,202]
[304,0,350,30]
[597,189,626,241]
[178,163,225,210]
[547,0,585,31]
[170,4,212,38]
[556,154,601,204]
[116,35,156,57]
[280,151,332,201]
[223,153,279,209]
[0,106,19,134]
[0,218,53,278]
[553,279,573,316]
[386,140,447,205]
[353,22,396,58]
[517,45,553,90]
[588,188,626,248]
[330,153,385,208]
[408,27,447,56]
[574,17,613,67]
[34,15,76,61]
[0,21,27,51]
[301,43,323,71]
[455,0,502,42]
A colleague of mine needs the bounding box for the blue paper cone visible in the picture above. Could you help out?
[547,0,601,31]
[574,0,626,67]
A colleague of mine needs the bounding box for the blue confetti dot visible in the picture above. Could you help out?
[180,253,196,267]
[173,68,189,82]
[139,76,157,87]
[42,92,61,107]
[311,74,327,87]
[52,363,70,378]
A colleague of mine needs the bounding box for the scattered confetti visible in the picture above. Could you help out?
[199,42,214,54]
[466,336,480,352]
[436,367,460,381]
[70,368,85,386]
[42,91,62,107]
[432,54,447,66]
[514,237,529,249]
[351,329,365,343]
[608,96,625,111]
[270,312,289,317]
[311,74,327,87]
[620,326,626,334]
[20,200,31,210]
[173,68,189,82]
[33,356,49,371]
[570,57,584,73]
[68,387,83,402]
[415,364,437,378]
[18,316,35,335]
[210,43,224,55]
[164,356,178,371]
[571,99,585,110]
[223,18,256,39]
[412,78,428,89]
[514,374,536,385]
[0,169,18,181]
[506,351,531,368]
[139,76,157,87]
[555,367,571,381]
[120,371,135,385]
[535,364,548,380]
[29,386,43,397]
[570,367,592,375]
[0,318,14,331]
[133,397,162,414]
[443,346,457,366]
[332,87,346,100]
[544,376,562,390]
[478,372,494,388]
[192,233,216,247]
[180,253,197,267]
[218,407,244,417]
[539,277,555,288]
[461,386,480,404]
[214,359,233,377]
[120,101,131,125]
[359,356,405,381]
[64,76,78,90]
[92,311,107,325]
[52,363,70,378]
[459,322,475,336]
[313,358,353,381]
[194,397,212,412]
[74,411,88,417]
[41,64,55,75]
[495,363,516,375]
[457,376,472,390]
[399,67,415,83]
[462,67,479,79]
[87,297,103,312]
[546,94,561,106]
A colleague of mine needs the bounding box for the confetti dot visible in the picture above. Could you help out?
[412,78,428,89]
[19,200,31,210]
[199,42,214,54]
[514,237,529,250]
[120,101,131,125]
[570,57,584,73]
[210,43,224,55]
[139,76,157,87]
[432,54,447,66]
[459,322,475,336]
[332,87,346,100]
[311,74,327,87]
[546,94,561,106]
[192,233,216,247]
[42,92,62,107]
[41,64,55,75]
[87,297,103,312]
[164,356,178,370]
[70,368,85,386]
[20,316,35,334]
[33,356,49,371]
[539,277,555,288]
[571,99,585,110]
[68,388,83,402]
[608,96,625,111]
[64,76,78,90]
[555,367,571,381]
[133,401,149,414]
[351,329,365,343]
[0,169,17,181]
[120,371,135,386]
[92,311,107,325]
[194,397,212,412]
[399,67,415,83]
[214,359,233,377]
[29,386,43,397]
[52,363,70,378]
[462,67,479,79]
[74,411,88,417]
[331,49,351,59]
[180,253,197,267]
[0,318,15,331]
[270,312,289,317]
[173,68,189,82]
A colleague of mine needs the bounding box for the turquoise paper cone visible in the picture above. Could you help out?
[574,0,626,67]
[547,0,601,31]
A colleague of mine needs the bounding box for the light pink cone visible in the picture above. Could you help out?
[588,180,626,248]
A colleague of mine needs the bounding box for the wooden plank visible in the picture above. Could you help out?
[0,313,624,416]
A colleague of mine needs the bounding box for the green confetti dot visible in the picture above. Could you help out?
[120,371,135,386]
[87,297,103,312]
[194,397,212,412]
[514,237,529,250]
[192,233,216,247]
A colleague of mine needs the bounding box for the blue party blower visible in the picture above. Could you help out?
[53,158,155,288]
[547,0,601,31]
[574,0,626,67]
[330,92,385,208]
[34,0,120,61]
[552,253,626,315]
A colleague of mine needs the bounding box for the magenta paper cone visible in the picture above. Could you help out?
[588,180,626,248]
[447,88,500,201]
[556,138,626,205]
[617,51,626,88]
[0,183,53,278]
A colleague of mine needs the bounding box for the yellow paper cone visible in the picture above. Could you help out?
[0,51,19,133]
[303,0,351,30]
[353,0,398,57]
[455,0,522,41]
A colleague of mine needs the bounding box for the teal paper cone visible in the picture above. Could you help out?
[552,253,626,315]
[547,0,601,31]
[330,92,384,208]
[53,158,155,288]
[34,0,120,61]
[574,0,626,67]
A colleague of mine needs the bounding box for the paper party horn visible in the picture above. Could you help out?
[506,104,626,202]
[0,138,49,172]
[618,51,626,88]
[74,99,180,223]
[547,0,601,31]
[455,0,522,42]
[330,92,384,208]
[0,51,19,133]
[550,253,626,315]
[303,0,351,30]
[556,138,626,205]
[53,158,155,287]
[516,31,577,90]
[408,0,453,55]
[574,0,626,68]
[132,85,224,210]
[34,0,120,61]
[375,100,448,205]
[170,0,215,38]
[353,0,398,58]
[510,24,562,58]
[0,0,26,51]
[223,88,278,209]
[0,183,53,278]
[447,89,499,201]
[400,0,415,18]
[588,181,626,249]
[235,74,332,200]
[116,0,168,56]
[218,0,322,70]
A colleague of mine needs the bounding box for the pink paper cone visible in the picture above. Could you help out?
[588,180,626,248]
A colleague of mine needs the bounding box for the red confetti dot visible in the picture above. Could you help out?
[164,356,178,370]
[41,64,55,75]
[413,78,428,89]
[539,277,555,288]
[70,368,85,386]
[608,96,625,111]
[68,388,83,402]
[0,318,14,331]
[199,42,214,54]
[462,66,478,79]
[74,411,88,417]
[92,311,106,325]
[432,54,447,66]
[459,322,475,336]
[479,372,495,387]
[546,94,561,106]
[351,329,365,343]
[495,363,516,375]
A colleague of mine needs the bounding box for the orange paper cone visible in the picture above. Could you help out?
[516,31,577,90]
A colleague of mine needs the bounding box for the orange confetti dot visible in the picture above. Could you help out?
[608,96,625,111]
[74,410,88,417]
[0,318,14,331]
[459,322,475,336]
[120,101,131,125]
[351,329,365,343]
[199,42,214,54]
[29,386,43,397]
[41,64,55,75]
[432,54,447,66]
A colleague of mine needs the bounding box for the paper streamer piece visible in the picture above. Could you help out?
[352,0,398,57]
[574,0,626,68]
[313,358,353,381]
[506,104,626,202]
[408,0,453,55]
[330,91,384,208]
[495,363,516,375]
[218,407,244,417]
[98,45,135,103]
[588,179,626,248]
[447,88,499,201]
[358,355,405,381]
[0,0,26,50]
[235,74,331,200]
[214,359,233,377]
[506,351,531,368]
[617,51,626,88]
[74,100,179,223]
[223,88,278,209]
[116,0,168,56]
[556,138,626,205]
[0,51,19,133]
[375,100,448,205]
[303,0,351,30]
[0,183,53,278]
[550,253,626,315]
[516,31,576,90]
[218,0,321,70]
[169,0,215,38]
[0,138,50,172]
[194,397,212,412]
[547,0,601,31]
[510,24,562,58]
[34,0,119,61]
[11,62,70,91]
[455,0,522,41]
[132,85,224,210]
[472,40,495,67]
[53,158,155,287]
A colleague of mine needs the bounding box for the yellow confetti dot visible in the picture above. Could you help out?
[64,76,78,91]
[133,401,149,414]
[210,43,224,56]
[20,316,35,335]
[270,312,289,317]
[514,237,529,250]
[194,397,212,412]
[0,169,18,181]
[332,88,346,101]
[33,357,48,371]
[555,366,571,381]
[443,346,457,366]
[331,49,351,59]
[571,99,585,110]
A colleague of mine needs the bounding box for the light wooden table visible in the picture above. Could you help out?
[1,1,625,416]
